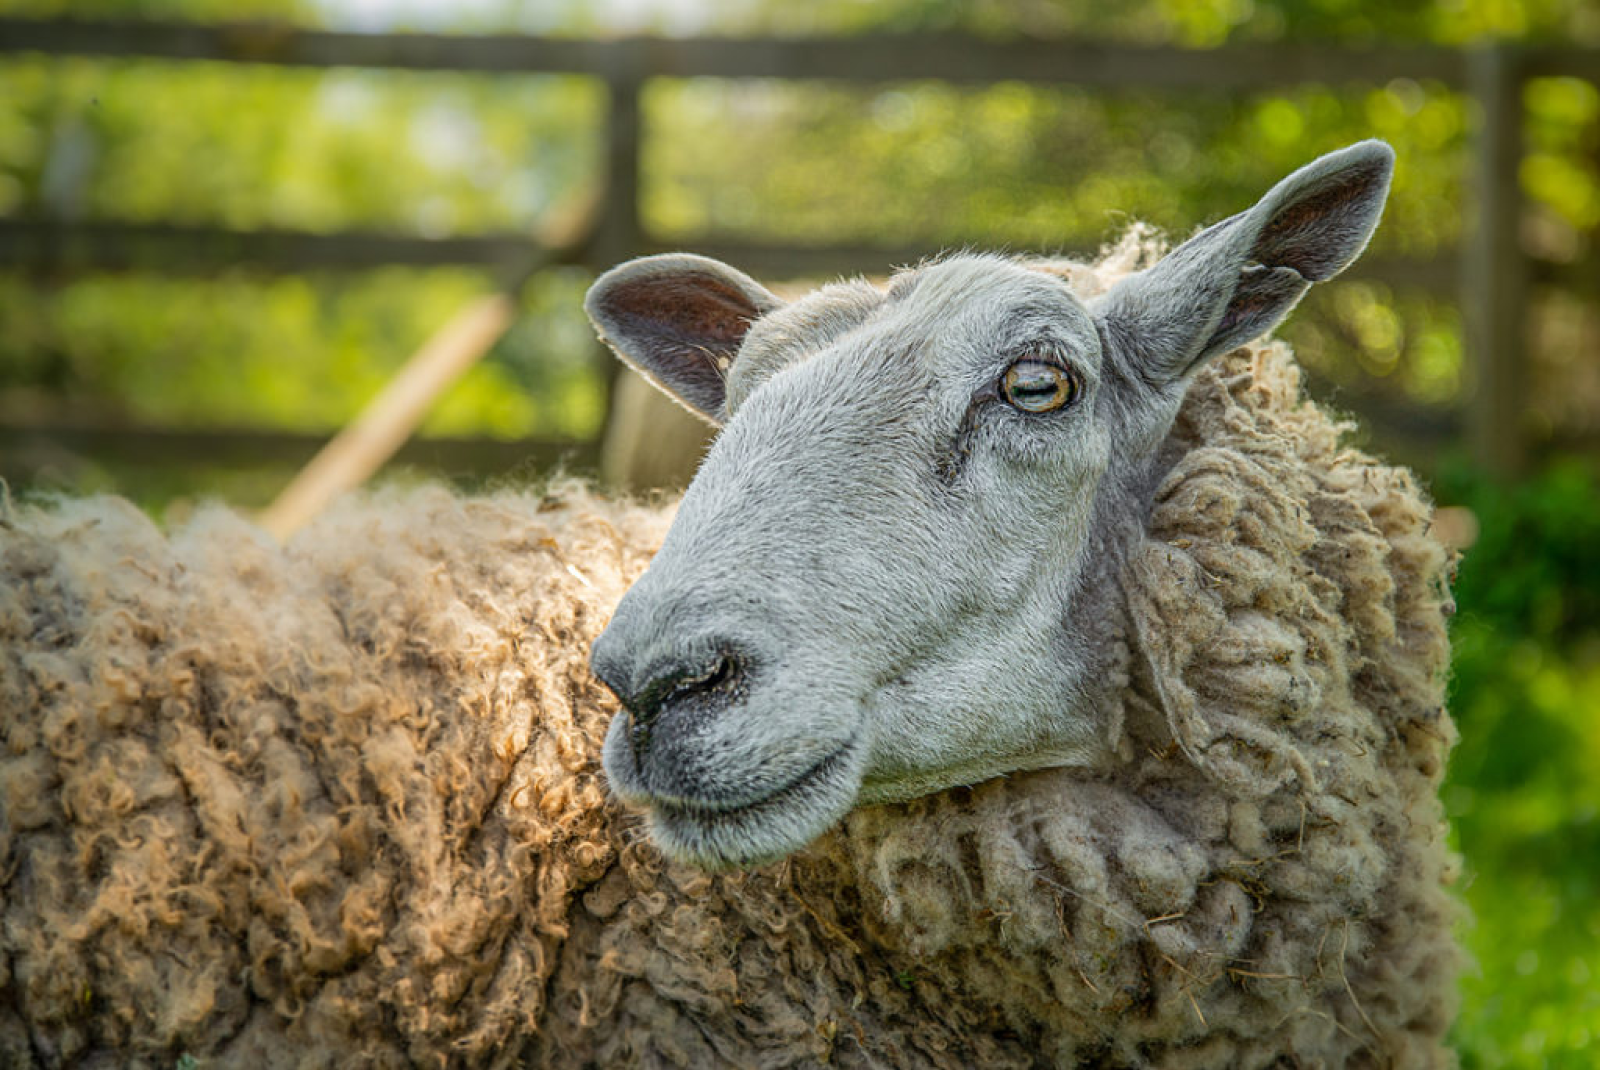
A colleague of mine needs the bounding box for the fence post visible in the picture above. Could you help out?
[1462,44,1527,475]
[593,53,717,492]
[595,48,644,266]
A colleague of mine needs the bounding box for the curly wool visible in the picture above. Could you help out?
[0,303,1457,1068]
[821,340,1460,1068]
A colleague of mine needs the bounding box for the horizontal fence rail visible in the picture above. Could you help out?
[2,16,1596,85]
[0,422,598,474]
[1,15,1597,477]
[0,219,559,275]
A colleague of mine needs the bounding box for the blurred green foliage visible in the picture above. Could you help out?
[0,0,1594,470]
[0,2,1597,1064]
[1,0,1597,460]
[647,79,1469,253]
[0,58,603,230]
[0,266,603,437]
[1435,460,1600,1068]
[0,48,607,460]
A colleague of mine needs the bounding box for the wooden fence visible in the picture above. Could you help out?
[2,15,1598,485]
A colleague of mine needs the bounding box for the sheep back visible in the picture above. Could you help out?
[0,486,663,1067]
[0,487,1026,1068]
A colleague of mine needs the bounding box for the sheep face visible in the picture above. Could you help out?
[585,140,1395,869]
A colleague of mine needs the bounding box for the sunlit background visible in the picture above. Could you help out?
[1,1,1597,1065]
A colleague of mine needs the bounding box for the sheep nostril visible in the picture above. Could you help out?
[633,651,739,725]
[624,648,745,758]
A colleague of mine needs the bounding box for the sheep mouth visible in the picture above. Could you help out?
[645,737,863,869]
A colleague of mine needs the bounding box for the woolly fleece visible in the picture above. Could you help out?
[1,293,1457,1069]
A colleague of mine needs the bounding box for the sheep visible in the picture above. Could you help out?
[0,140,1458,1068]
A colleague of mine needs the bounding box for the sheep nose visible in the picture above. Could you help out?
[593,645,748,759]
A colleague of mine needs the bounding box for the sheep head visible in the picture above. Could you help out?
[584,140,1394,869]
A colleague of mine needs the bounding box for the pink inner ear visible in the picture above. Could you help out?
[605,272,763,349]
[1250,158,1389,281]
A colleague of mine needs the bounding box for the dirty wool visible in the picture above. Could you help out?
[1,297,1457,1068]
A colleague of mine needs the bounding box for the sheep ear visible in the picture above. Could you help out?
[1094,140,1394,385]
[585,253,783,425]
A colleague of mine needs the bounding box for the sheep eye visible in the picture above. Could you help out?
[1000,360,1077,413]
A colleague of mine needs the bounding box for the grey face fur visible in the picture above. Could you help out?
[585,140,1394,869]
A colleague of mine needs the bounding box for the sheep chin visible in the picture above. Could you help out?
[642,736,868,870]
